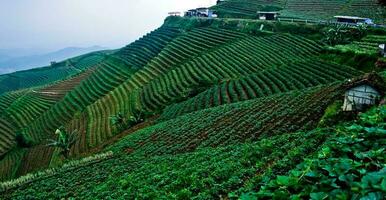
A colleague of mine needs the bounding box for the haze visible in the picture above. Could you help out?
[0,0,216,51]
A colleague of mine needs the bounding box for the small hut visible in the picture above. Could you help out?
[185,9,198,17]
[185,8,216,18]
[257,12,279,20]
[334,16,373,24]
[342,74,385,111]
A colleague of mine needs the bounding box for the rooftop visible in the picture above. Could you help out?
[334,16,368,20]
[257,11,280,14]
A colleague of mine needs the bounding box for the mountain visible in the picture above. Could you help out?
[0,46,107,74]
[0,0,385,199]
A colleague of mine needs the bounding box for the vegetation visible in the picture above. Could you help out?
[244,106,386,199]
[47,127,78,158]
[0,0,385,198]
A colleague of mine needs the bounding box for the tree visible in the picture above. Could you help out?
[323,24,367,46]
[47,126,78,158]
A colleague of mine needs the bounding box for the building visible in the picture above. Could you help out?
[168,12,181,17]
[257,12,279,20]
[343,85,380,111]
[379,44,386,57]
[334,16,373,24]
[50,61,57,66]
[342,74,384,112]
[185,8,217,18]
[185,9,198,17]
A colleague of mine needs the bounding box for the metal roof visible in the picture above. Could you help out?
[257,11,280,14]
[334,16,368,20]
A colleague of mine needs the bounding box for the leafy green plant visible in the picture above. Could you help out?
[244,105,386,199]
[110,112,126,130]
[127,109,144,126]
[47,127,78,158]
[322,24,367,46]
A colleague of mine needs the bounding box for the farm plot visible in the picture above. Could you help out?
[160,60,361,120]
[81,27,246,149]
[111,83,344,158]
[139,33,322,112]
[332,34,386,55]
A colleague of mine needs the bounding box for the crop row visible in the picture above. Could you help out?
[70,54,105,70]
[285,0,347,12]
[0,118,16,156]
[111,83,343,158]
[0,67,98,158]
[2,92,58,129]
[3,26,183,176]
[160,60,361,120]
[0,90,27,114]
[0,62,80,95]
[139,33,322,112]
[38,66,97,101]
[0,149,24,182]
[213,0,285,18]
[115,26,181,69]
[80,27,247,149]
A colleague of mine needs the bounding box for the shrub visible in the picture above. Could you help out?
[15,130,33,148]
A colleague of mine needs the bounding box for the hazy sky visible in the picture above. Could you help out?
[0,0,216,50]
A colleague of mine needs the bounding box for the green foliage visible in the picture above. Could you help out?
[110,109,145,132]
[47,127,78,158]
[109,112,126,130]
[260,5,283,12]
[318,100,344,127]
[322,24,367,46]
[244,106,386,199]
[15,130,33,148]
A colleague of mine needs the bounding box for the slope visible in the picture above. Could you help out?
[2,85,384,199]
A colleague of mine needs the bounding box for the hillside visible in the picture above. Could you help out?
[0,0,386,199]
[212,0,386,23]
[0,46,107,75]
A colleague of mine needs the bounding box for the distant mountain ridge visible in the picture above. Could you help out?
[0,46,107,74]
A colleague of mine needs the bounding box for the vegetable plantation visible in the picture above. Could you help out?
[0,0,385,198]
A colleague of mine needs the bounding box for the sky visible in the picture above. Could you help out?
[0,0,216,51]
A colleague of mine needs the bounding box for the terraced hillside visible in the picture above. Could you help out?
[160,60,362,120]
[0,51,108,95]
[0,16,379,181]
[213,0,385,23]
[0,26,182,179]
[0,1,385,198]
[3,84,385,199]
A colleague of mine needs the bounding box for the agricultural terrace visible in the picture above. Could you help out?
[0,2,384,198]
[214,0,385,23]
[2,88,384,199]
[0,51,107,95]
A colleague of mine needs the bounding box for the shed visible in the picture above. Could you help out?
[379,44,385,57]
[342,73,385,111]
[196,7,213,17]
[334,16,373,24]
[185,9,198,17]
[185,8,216,18]
[257,12,279,20]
